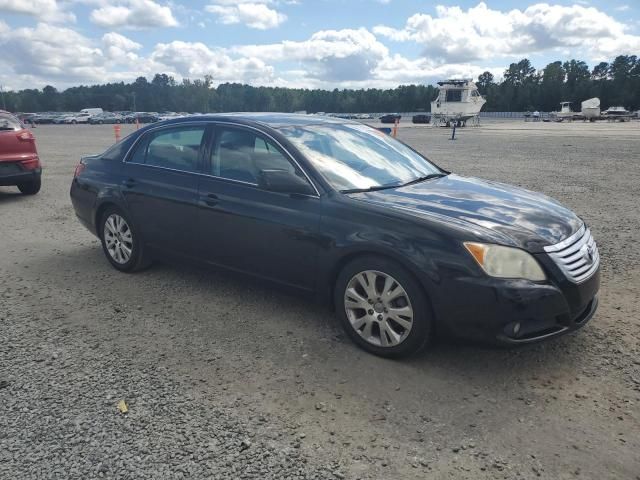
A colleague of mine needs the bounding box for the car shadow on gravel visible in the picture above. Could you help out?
[26,244,597,385]
[0,189,25,203]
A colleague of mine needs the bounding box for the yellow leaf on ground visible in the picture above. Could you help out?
[117,399,128,414]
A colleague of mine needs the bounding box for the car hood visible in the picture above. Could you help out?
[349,174,582,252]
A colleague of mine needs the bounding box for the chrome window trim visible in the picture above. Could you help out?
[121,120,321,198]
[116,161,259,187]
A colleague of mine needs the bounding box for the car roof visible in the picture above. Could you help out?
[159,112,357,129]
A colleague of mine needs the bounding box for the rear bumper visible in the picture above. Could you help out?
[0,166,41,186]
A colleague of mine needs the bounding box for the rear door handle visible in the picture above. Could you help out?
[204,193,219,207]
[122,178,137,188]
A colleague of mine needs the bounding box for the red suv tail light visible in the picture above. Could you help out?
[20,158,41,170]
[74,162,86,178]
[17,131,35,142]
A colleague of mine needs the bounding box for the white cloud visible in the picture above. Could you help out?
[90,0,178,29]
[374,2,640,63]
[234,28,389,81]
[151,41,276,83]
[102,32,142,61]
[234,27,499,87]
[0,23,104,87]
[2,3,636,92]
[0,0,75,23]
[615,5,630,12]
[206,1,286,29]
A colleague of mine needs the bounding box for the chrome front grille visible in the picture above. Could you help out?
[543,225,599,283]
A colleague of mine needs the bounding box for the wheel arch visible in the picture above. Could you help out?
[325,248,438,318]
[94,199,127,238]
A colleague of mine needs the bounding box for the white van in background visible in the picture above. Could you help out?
[80,108,103,116]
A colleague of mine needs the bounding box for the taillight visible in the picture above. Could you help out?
[74,162,86,178]
[20,158,40,170]
[17,131,35,142]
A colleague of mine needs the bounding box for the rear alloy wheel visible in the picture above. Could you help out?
[17,178,41,195]
[335,256,431,358]
[99,207,151,272]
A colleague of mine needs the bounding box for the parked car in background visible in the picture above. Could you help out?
[32,113,57,124]
[380,113,401,123]
[0,111,41,195]
[89,112,123,124]
[125,112,159,124]
[53,114,74,124]
[412,114,431,124]
[81,108,104,116]
[17,113,37,125]
[157,112,183,121]
[64,112,92,124]
[70,113,599,358]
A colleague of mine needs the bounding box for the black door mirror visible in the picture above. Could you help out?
[258,169,316,196]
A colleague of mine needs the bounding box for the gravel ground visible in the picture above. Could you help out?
[1,121,639,479]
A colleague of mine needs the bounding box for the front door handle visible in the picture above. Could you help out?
[122,178,137,188]
[204,193,219,207]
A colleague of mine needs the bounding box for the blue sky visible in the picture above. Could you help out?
[0,0,638,91]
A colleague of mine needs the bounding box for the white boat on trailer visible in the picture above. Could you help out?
[603,106,633,122]
[550,101,576,121]
[581,98,601,122]
[430,79,486,127]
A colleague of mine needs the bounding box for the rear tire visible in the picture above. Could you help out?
[99,206,152,272]
[17,178,41,195]
[334,255,432,358]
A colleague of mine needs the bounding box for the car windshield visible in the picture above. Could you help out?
[278,123,441,191]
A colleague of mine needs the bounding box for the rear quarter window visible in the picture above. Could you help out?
[101,135,137,161]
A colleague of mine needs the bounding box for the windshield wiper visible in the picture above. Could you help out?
[340,183,402,194]
[401,172,448,187]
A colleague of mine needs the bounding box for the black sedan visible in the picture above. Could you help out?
[412,114,431,124]
[379,114,401,124]
[125,113,159,124]
[70,113,600,357]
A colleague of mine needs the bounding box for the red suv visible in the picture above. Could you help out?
[0,111,41,195]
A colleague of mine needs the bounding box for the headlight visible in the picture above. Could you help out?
[464,242,546,281]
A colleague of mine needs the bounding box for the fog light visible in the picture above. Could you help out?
[513,322,521,336]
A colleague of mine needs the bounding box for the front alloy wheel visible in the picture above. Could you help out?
[335,256,431,358]
[344,270,414,347]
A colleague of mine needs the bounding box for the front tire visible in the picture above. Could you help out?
[334,256,432,358]
[17,178,41,195]
[99,207,151,272]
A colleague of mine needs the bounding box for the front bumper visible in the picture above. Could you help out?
[430,266,600,345]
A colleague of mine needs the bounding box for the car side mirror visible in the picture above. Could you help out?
[258,169,315,196]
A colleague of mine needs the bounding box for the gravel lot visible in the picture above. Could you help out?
[1,120,639,479]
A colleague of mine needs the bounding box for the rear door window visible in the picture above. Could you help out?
[127,126,206,173]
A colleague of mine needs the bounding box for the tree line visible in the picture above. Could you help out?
[1,55,638,114]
